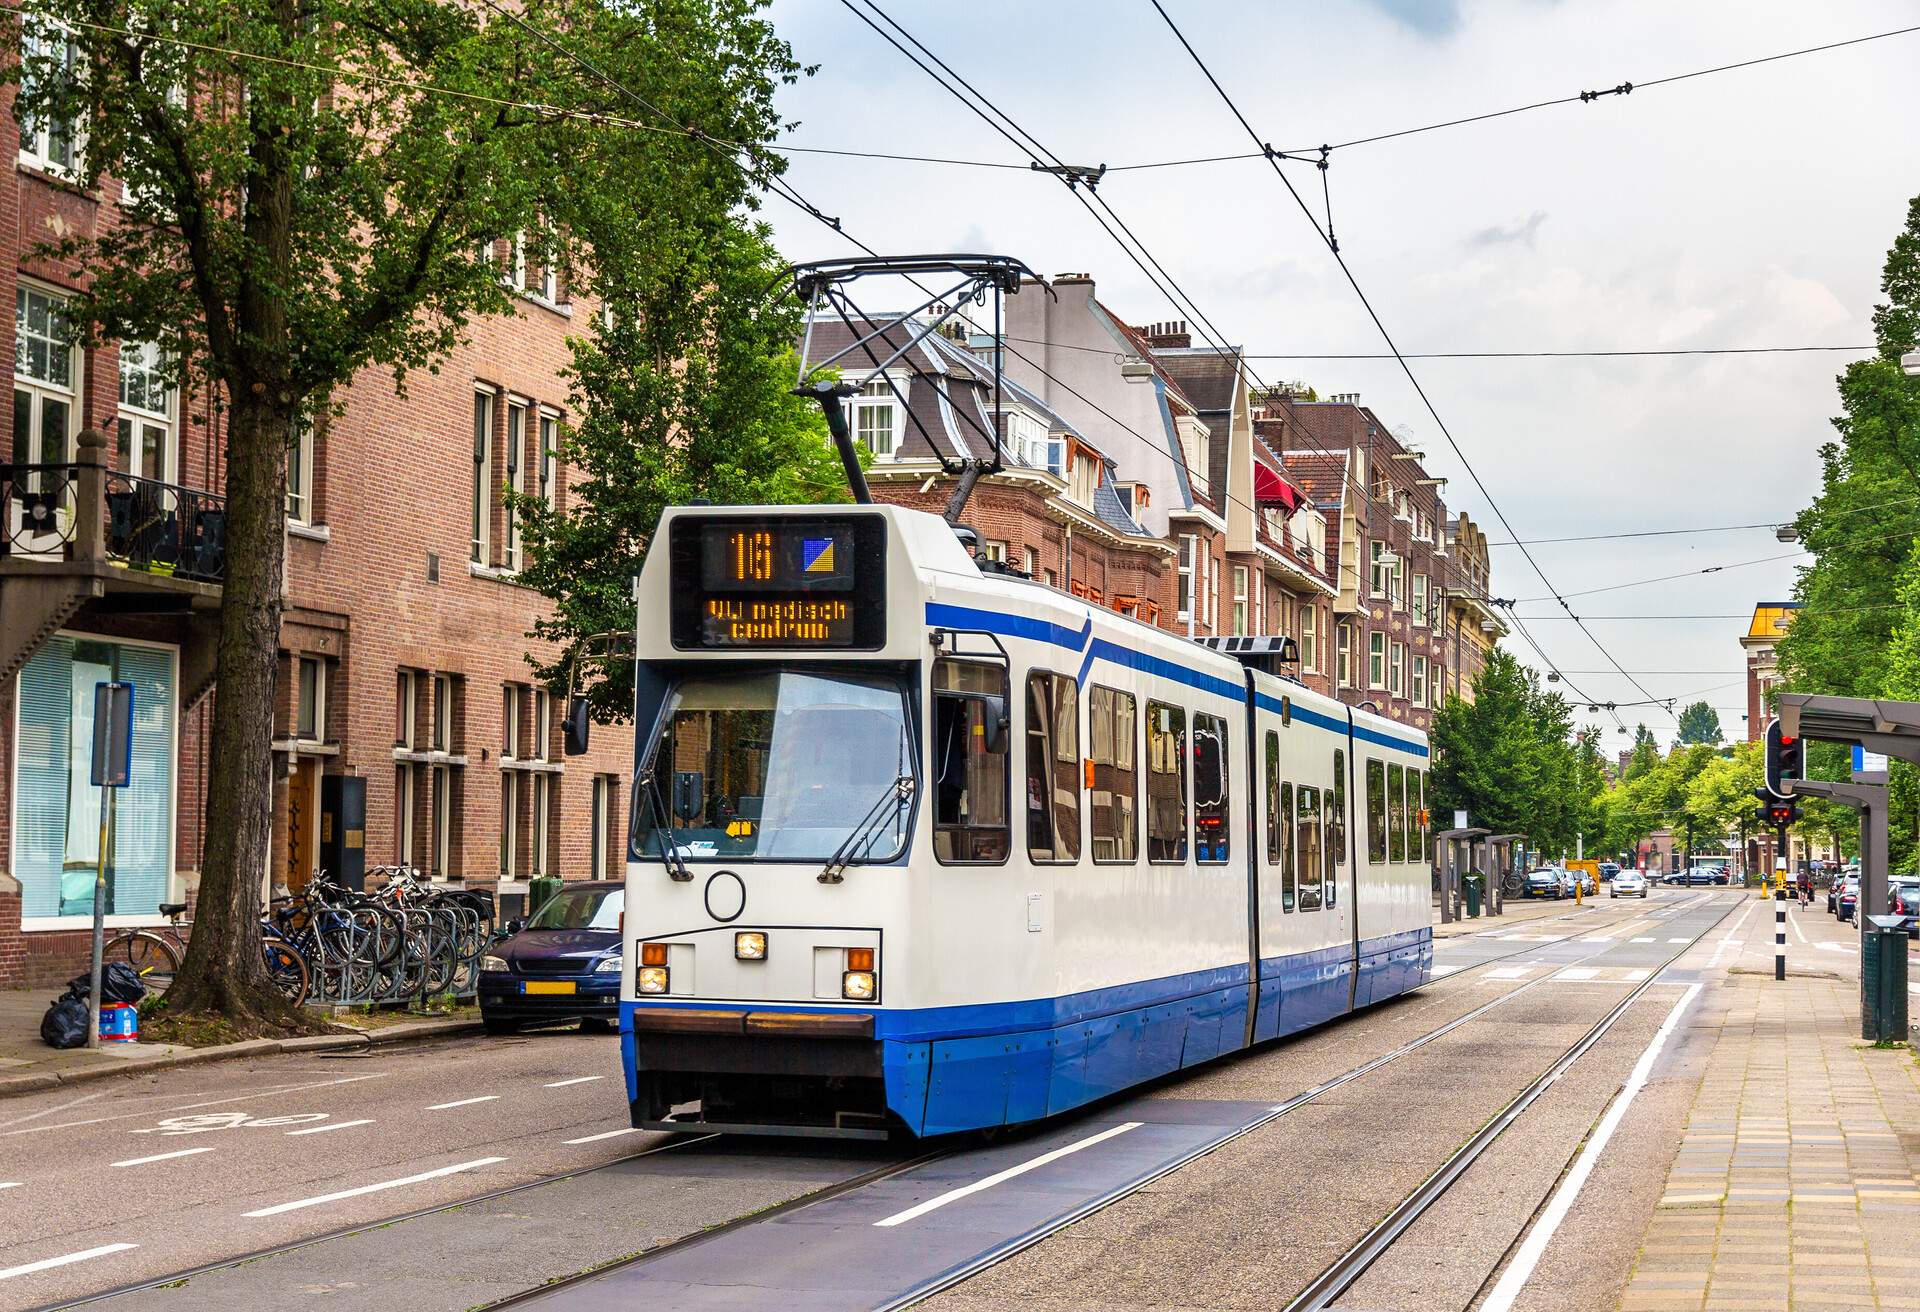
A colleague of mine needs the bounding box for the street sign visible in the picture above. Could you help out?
[1453,810,1467,830]
[1853,744,1890,783]
[89,682,133,788]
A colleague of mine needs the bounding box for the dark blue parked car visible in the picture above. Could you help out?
[479,882,624,1035]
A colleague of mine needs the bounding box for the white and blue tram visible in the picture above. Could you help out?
[615,503,1433,1138]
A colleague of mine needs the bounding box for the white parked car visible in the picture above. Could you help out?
[1610,869,1649,898]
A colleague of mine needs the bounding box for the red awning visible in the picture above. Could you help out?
[1254,463,1304,512]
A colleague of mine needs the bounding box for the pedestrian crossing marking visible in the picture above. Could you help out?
[1558,967,1600,980]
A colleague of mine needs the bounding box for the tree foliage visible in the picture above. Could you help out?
[12,0,807,1025]
[1675,701,1723,746]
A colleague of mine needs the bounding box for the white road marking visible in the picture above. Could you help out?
[874,1122,1143,1228]
[1481,983,1704,1312]
[3,1074,390,1138]
[0,1091,103,1132]
[1667,937,1689,943]
[242,1157,506,1218]
[0,1243,138,1282]
[1619,969,1650,982]
[564,1127,646,1144]
[0,1183,19,1191]
[1788,910,1809,945]
[112,1147,215,1168]
[1816,941,1857,955]
[1486,966,1532,980]
[544,1076,605,1088]
[1557,967,1600,981]
[286,1119,374,1136]
[425,1096,498,1111]
[1630,937,1655,944]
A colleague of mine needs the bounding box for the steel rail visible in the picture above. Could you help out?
[881,889,1734,1310]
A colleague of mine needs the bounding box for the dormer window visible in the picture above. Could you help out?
[852,377,908,459]
[1069,450,1099,506]
[1006,409,1062,474]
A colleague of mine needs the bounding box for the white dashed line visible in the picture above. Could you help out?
[286,1119,373,1136]
[424,1097,498,1111]
[1557,967,1600,981]
[0,1243,138,1282]
[544,1076,605,1088]
[242,1158,506,1217]
[0,1183,19,1191]
[874,1122,1142,1228]
[1630,937,1655,944]
[1667,937,1689,944]
[1487,966,1532,980]
[112,1147,214,1168]
[564,1127,646,1145]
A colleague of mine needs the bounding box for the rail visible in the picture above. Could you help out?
[1,461,227,581]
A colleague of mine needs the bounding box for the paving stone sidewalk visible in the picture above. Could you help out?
[1621,906,1920,1311]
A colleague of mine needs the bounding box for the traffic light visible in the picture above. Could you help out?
[1759,797,1801,828]
[1763,718,1802,798]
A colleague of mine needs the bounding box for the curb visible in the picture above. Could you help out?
[0,1018,487,1100]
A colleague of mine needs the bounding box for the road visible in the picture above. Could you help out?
[0,885,1902,1310]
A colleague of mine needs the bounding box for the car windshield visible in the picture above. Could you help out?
[638,670,914,862]
[527,886,623,931]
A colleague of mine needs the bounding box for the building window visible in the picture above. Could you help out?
[117,342,174,483]
[502,684,521,758]
[1023,545,1038,578]
[591,774,617,876]
[1089,686,1137,861]
[499,774,519,877]
[12,635,176,921]
[1368,631,1386,689]
[1024,672,1080,863]
[1301,604,1318,673]
[1390,642,1405,697]
[1412,573,1428,627]
[532,689,551,761]
[471,389,495,564]
[932,659,1010,862]
[396,670,419,748]
[1206,545,1219,634]
[1370,541,1390,599]
[1008,410,1061,474]
[1069,452,1098,505]
[432,674,453,752]
[852,378,904,458]
[509,231,528,292]
[295,656,326,741]
[1177,535,1196,623]
[531,773,551,876]
[1337,622,1353,687]
[1231,566,1249,636]
[504,399,527,570]
[982,540,1007,563]
[15,284,77,480]
[539,410,560,511]
[396,765,417,866]
[431,765,454,877]
[285,419,315,523]
[1411,654,1427,707]
[18,22,82,175]
[1145,701,1188,863]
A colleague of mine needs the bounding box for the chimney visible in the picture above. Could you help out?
[1142,320,1191,349]
[1052,272,1093,285]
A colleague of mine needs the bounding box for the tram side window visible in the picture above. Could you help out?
[1297,784,1323,910]
[1330,749,1348,866]
[1366,758,1387,863]
[1089,686,1138,861]
[1264,731,1280,865]
[1280,781,1296,910]
[1193,713,1229,864]
[932,659,1010,863]
[1411,768,1427,863]
[1146,701,1188,863]
[1387,764,1406,863]
[1025,672,1081,863]
[1323,788,1338,908]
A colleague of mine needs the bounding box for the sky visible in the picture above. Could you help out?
[758,0,1920,748]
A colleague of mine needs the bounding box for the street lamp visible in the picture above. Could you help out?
[1903,350,1920,377]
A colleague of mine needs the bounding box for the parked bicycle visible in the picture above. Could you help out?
[103,902,312,1006]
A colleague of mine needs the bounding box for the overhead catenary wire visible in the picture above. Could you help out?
[1150,2,1665,723]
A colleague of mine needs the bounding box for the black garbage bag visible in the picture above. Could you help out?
[66,962,147,1005]
[40,992,90,1049]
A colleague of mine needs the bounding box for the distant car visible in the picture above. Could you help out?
[1682,866,1725,886]
[478,881,625,1035]
[1837,882,1859,924]
[1598,862,1621,883]
[1571,869,1598,896]
[1611,870,1649,898]
[1524,868,1568,899]
[1888,879,1920,939]
[1664,868,1690,886]
[1829,874,1859,916]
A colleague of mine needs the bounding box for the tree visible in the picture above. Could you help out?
[17,0,803,1029]
[1675,701,1723,746]
[1624,725,1661,779]
[514,223,847,722]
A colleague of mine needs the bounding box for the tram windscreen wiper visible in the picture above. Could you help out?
[818,776,915,884]
[637,771,692,880]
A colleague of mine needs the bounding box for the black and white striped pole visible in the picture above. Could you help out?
[1774,823,1788,982]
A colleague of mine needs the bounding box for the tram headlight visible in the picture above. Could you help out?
[637,966,670,994]
[734,931,768,961]
[480,955,509,973]
[841,970,876,1001]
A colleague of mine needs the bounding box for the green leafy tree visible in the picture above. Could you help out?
[13,0,804,1028]
[1430,650,1594,856]
[1624,724,1661,779]
[1675,701,1723,746]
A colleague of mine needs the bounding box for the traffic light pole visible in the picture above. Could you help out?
[1773,820,1788,982]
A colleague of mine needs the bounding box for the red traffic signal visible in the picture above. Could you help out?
[1763,718,1802,799]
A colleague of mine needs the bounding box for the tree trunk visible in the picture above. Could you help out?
[165,391,305,1029]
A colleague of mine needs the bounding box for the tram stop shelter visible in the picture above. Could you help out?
[1435,826,1491,923]
[1486,834,1524,916]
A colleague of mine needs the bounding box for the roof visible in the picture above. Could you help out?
[1091,466,1147,536]
[1149,347,1240,416]
[1090,301,1198,412]
[1746,603,1800,640]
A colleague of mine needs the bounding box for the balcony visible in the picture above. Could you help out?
[1,427,223,695]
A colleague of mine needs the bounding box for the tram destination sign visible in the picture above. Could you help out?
[669,514,888,650]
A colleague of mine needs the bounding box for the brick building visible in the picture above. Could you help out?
[1441,513,1505,704]
[1741,602,1796,740]
[0,87,630,986]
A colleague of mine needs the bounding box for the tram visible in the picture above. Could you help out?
[611,502,1433,1138]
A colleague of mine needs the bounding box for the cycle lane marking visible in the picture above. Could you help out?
[564,1128,646,1145]
[425,1096,499,1110]
[241,1157,506,1218]
[544,1076,605,1088]
[113,1147,215,1168]
[2,1073,391,1137]
[0,1243,138,1282]
[286,1119,374,1136]
[0,1091,104,1132]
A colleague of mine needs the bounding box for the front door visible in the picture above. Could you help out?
[284,759,320,894]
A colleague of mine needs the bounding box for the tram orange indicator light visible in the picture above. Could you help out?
[640,942,668,967]
[846,948,875,972]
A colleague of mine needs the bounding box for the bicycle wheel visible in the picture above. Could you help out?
[261,939,312,1007]
[104,930,181,995]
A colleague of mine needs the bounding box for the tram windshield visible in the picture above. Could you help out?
[639,670,914,862]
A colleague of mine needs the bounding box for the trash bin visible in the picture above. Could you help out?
[527,876,563,923]
[1862,915,1909,1042]
[1463,874,1483,919]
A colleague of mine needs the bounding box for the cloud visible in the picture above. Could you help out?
[1361,0,1462,37]
[1468,211,1550,248]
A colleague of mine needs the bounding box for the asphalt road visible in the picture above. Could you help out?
[2,885,1866,1311]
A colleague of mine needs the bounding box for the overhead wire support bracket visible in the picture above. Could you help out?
[1580,82,1634,102]
[1030,161,1107,191]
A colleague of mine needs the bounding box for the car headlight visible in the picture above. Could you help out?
[481,954,509,973]
[637,965,669,994]
[594,955,623,974]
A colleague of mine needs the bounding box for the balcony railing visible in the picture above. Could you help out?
[1,461,227,583]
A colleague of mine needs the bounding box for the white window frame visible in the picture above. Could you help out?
[981,540,1007,563]
[295,656,326,742]
[18,21,83,176]
[508,232,528,292]
[471,388,494,564]
[1207,546,1219,633]
[532,689,551,762]
[431,764,452,877]
[396,764,417,866]
[531,773,551,876]
[116,341,176,484]
[1023,546,1038,577]
[432,674,453,753]
[1069,452,1098,505]
[504,397,527,570]
[1336,622,1352,687]
[1412,573,1429,627]
[502,684,521,759]
[1370,541,1389,599]
[538,409,560,511]
[1177,534,1196,624]
[851,377,906,459]
[1368,631,1386,689]
[286,419,315,524]
[499,773,519,877]
[1301,604,1318,673]
[1411,653,1427,707]
[15,282,79,486]
[1390,641,1405,697]
[1232,565,1249,636]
